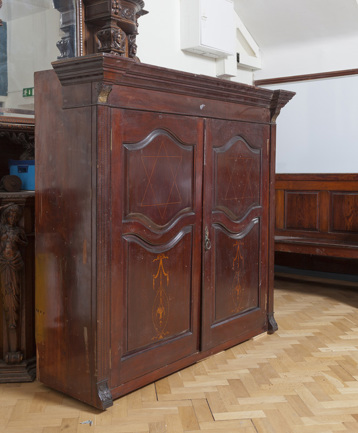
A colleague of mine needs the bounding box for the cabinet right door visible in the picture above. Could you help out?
[201,118,271,351]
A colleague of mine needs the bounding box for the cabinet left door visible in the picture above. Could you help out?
[109,110,203,391]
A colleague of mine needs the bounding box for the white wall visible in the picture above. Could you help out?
[264,75,358,173]
[137,0,254,85]
[254,35,358,81]
[253,30,358,174]
[3,0,256,112]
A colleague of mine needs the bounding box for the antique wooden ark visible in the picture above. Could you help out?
[35,1,294,410]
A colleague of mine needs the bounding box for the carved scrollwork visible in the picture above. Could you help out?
[0,203,27,365]
[56,37,74,59]
[112,0,121,15]
[96,83,112,103]
[52,0,77,59]
[128,34,138,60]
[91,0,147,58]
[97,27,127,56]
[0,131,35,160]
[120,7,135,21]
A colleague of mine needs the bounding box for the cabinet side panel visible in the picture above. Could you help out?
[35,70,94,405]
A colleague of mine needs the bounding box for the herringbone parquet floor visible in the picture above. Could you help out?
[2,274,358,433]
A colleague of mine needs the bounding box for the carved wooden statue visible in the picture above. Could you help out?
[0,203,27,365]
[53,0,147,59]
[85,0,147,60]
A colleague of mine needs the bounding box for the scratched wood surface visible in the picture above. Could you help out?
[2,274,358,433]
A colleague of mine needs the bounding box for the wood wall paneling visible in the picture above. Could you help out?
[331,192,358,233]
[284,191,319,231]
[275,174,358,269]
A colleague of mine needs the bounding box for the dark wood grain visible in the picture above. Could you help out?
[0,192,35,382]
[35,54,293,409]
[0,117,36,383]
[275,174,358,267]
[201,118,270,351]
[254,68,358,86]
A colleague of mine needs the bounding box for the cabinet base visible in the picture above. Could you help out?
[0,357,36,383]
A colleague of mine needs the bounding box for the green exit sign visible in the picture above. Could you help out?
[23,87,34,98]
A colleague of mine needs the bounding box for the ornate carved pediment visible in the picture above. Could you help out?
[52,0,148,59]
[270,89,296,123]
[84,0,148,60]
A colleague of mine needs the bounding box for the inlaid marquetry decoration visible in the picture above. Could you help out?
[141,142,183,223]
[214,221,260,323]
[125,129,193,227]
[223,156,258,201]
[215,137,260,220]
[152,254,170,340]
[231,240,244,313]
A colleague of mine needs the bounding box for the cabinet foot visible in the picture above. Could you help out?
[267,313,278,334]
[96,380,113,409]
[0,357,36,383]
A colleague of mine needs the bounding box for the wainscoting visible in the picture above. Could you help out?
[275,173,358,274]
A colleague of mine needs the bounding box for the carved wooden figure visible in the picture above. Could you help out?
[0,118,36,383]
[0,204,27,364]
[81,0,148,58]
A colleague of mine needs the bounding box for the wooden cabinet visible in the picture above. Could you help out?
[35,54,293,409]
[0,117,36,382]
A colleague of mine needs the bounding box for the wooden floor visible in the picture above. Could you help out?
[2,274,358,433]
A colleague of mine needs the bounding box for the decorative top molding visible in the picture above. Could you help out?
[276,173,358,182]
[254,68,358,86]
[53,54,295,117]
[270,90,295,123]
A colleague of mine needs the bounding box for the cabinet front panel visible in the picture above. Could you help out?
[110,110,203,386]
[215,137,261,221]
[124,129,194,228]
[202,119,270,351]
[124,231,193,353]
[214,221,260,322]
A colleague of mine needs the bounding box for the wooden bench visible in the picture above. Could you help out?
[275,174,358,273]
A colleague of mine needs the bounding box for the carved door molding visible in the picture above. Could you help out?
[110,109,203,387]
[108,111,271,385]
[201,118,270,351]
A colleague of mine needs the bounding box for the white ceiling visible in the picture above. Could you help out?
[234,0,358,49]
